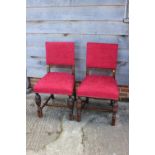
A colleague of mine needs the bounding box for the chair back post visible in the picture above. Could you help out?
[112,69,116,79]
[71,65,75,75]
[47,65,50,73]
[86,67,89,76]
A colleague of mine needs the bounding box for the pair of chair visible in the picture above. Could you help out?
[33,42,119,126]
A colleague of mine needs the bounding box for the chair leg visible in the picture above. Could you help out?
[112,112,116,126]
[51,94,54,100]
[73,85,76,101]
[67,96,74,120]
[35,93,43,118]
[74,92,76,101]
[110,100,114,106]
[112,101,118,126]
[86,97,89,104]
[76,97,82,122]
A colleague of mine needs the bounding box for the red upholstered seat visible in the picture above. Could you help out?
[33,72,74,95]
[77,75,119,100]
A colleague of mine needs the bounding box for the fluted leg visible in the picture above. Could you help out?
[76,97,82,122]
[35,93,43,118]
[112,101,118,126]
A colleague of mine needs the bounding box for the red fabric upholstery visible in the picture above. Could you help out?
[46,42,74,66]
[87,42,118,69]
[33,72,74,95]
[77,75,119,100]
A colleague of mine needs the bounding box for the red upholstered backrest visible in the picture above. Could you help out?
[87,42,118,69]
[46,42,74,66]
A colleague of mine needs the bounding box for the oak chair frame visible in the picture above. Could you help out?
[35,64,76,120]
[76,67,118,126]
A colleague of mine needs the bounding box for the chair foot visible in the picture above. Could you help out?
[69,113,74,120]
[77,115,81,122]
[35,93,43,118]
[37,109,43,118]
[76,97,82,122]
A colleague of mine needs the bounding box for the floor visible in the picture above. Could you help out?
[26,93,129,155]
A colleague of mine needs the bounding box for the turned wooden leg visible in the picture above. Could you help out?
[67,96,74,120]
[112,101,118,126]
[35,93,43,118]
[76,97,82,122]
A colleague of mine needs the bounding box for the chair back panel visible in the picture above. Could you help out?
[46,42,74,66]
[87,42,118,69]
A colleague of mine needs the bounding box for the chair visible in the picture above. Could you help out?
[33,42,75,120]
[76,42,119,125]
